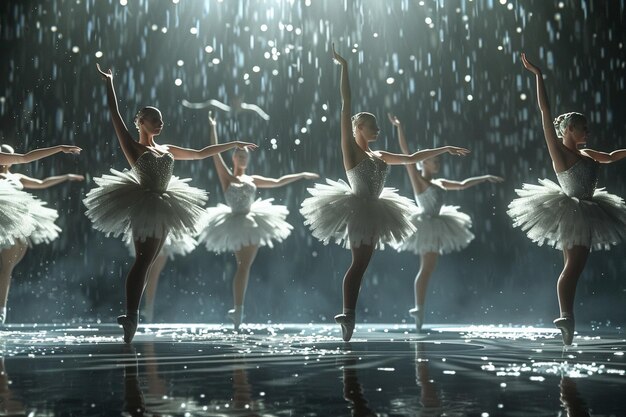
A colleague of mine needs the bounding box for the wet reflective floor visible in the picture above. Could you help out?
[0,323,624,416]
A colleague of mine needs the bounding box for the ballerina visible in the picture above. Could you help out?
[387,114,503,331]
[299,44,469,342]
[197,113,318,329]
[85,64,256,343]
[0,143,81,324]
[508,53,626,345]
[0,144,84,323]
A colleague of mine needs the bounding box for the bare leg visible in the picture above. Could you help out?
[142,254,168,323]
[335,244,375,341]
[118,236,166,343]
[554,245,590,345]
[228,245,259,329]
[410,252,439,331]
[0,241,28,324]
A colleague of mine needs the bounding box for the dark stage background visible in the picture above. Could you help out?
[0,0,625,325]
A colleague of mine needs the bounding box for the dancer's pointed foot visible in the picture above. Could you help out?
[409,307,424,332]
[553,317,575,346]
[227,308,243,330]
[334,313,355,342]
[117,314,138,344]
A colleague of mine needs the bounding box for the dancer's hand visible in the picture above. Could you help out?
[60,145,82,155]
[520,53,542,75]
[332,43,348,66]
[485,175,504,183]
[96,63,113,81]
[67,174,85,182]
[208,111,216,127]
[445,146,470,156]
[234,141,258,151]
[387,113,402,126]
[301,172,319,180]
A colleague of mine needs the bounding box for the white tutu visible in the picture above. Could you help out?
[84,152,207,241]
[300,178,417,249]
[395,205,474,255]
[0,181,37,249]
[124,233,198,260]
[26,196,61,246]
[198,198,292,253]
[508,178,626,250]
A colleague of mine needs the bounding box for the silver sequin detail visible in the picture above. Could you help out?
[556,157,599,200]
[224,177,256,214]
[133,152,175,192]
[0,173,24,190]
[346,157,389,199]
[415,184,444,215]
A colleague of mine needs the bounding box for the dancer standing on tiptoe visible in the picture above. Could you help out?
[387,114,503,332]
[508,53,626,345]
[85,64,256,343]
[300,44,469,342]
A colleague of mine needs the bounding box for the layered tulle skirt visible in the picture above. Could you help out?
[507,179,626,250]
[0,182,37,249]
[394,206,474,255]
[197,198,292,253]
[83,168,208,241]
[26,197,61,246]
[300,179,417,249]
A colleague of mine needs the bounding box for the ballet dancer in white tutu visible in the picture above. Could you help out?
[387,114,503,331]
[0,143,82,324]
[85,65,256,342]
[197,113,318,329]
[300,45,469,341]
[508,54,626,345]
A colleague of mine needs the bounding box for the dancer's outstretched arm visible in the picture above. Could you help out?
[0,146,81,165]
[96,64,144,165]
[580,148,626,164]
[332,44,363,171]
[204,113,238,192]
[252,172,319,189]
[388,113,429,194]
[521,53,571,172]
[14,173,84,190]
[378,146,469,165]
[436,175,504,190]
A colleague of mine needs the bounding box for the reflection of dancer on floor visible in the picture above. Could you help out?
[0,144,82,324]
[414,343,442,415]
[559,376,590,417]
[85,64,256,343]
[508,54,626,345]
[341,357,376,417]
[388,114,503,331]
[300,44,469,342]
[198,114,318,329]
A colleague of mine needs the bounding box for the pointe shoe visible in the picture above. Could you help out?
[334,313,355,342]
[553,317,575,346]
[117,315,138,344]
[227,309,243,330]
[409,308,424,332]
[0,314,5,326]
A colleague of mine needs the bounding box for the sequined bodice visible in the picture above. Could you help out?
[133,152,174,192]
[0,173,24,190]
[225,177,256,214]
[415,184,444,215]
[346,157,389,198]
[556,157,599,199]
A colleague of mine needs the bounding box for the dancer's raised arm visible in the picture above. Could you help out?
[521,53,571,172]
[0,145,81,165]
[580,148,626,164]
[332,44,362,170]
[436,175,504,190]
[252,172,319,189]
[13,173,84,190]
[96,64,143,165]
[388,113,429,194]
[377,146,469,165]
